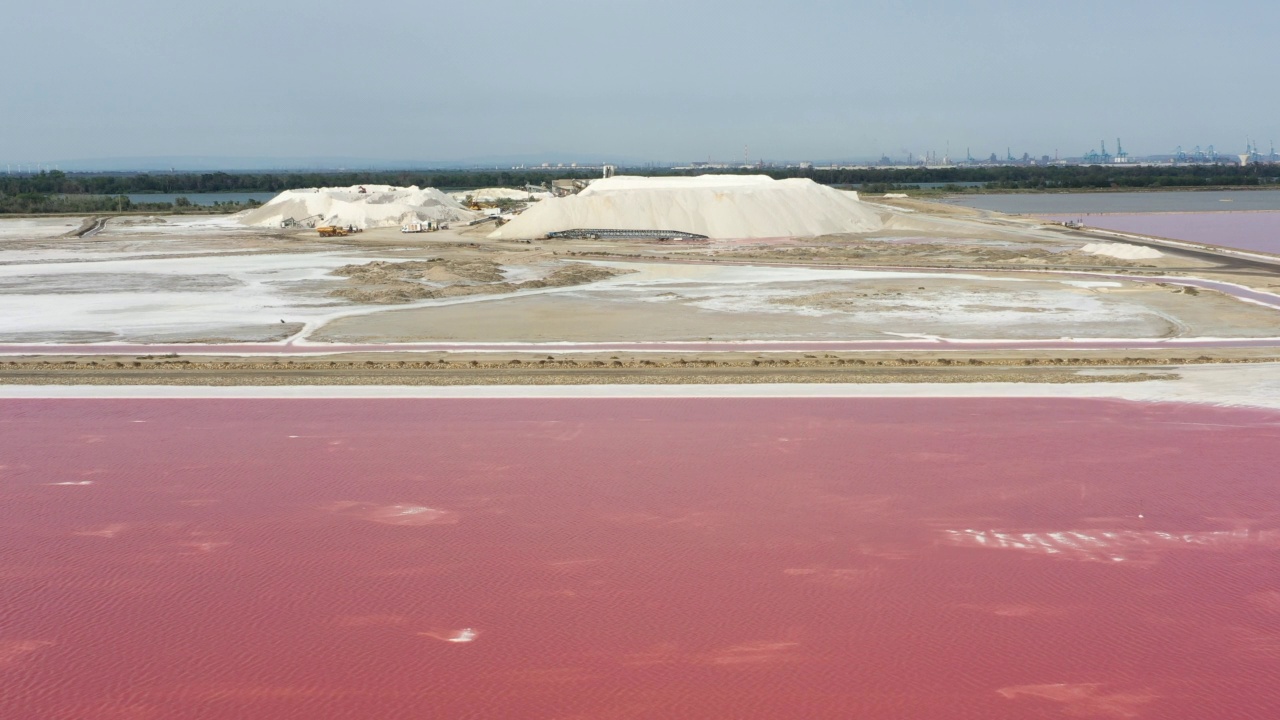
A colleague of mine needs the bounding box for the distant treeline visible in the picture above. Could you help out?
[812,164,1280,190]
[2,165,1279,214]
[0,169,605,198]
[0,192,258,216]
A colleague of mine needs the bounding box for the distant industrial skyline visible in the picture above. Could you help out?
[6,0,1280,169]
[5,137,1277,174]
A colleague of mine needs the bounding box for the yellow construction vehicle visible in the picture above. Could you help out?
[317,226,350,237]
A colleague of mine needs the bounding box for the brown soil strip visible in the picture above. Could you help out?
[0,370,1175,387]
[0,358,1189,386]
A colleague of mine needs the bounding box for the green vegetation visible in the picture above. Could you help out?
[0,170,266,214]
[2,165,1278,215]
[0,169,602,198]
[0,192,260,215]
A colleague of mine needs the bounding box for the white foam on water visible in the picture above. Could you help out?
[448,628,478,643]
[419,627,479,644]
[944,527,1280,563]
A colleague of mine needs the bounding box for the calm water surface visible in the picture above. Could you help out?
[123,192,277,205]
[944,190,1280,214]
[1042,212,1280,255]
[2,398,1279,718]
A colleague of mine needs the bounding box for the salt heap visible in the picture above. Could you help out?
[237,185,479,230]
[1080,242,1164,260]
[452,187,551,203]
[488,175,887,240]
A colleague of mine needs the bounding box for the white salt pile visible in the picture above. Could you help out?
[451,187,551,203]
[237,186,479,230]
[1080,242,1164,260]
[489,175,887,240]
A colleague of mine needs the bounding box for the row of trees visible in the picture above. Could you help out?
[2,165,1278,214]
[0,169,603,197]
[0,192,261,215]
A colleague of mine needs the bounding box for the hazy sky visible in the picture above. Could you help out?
[6,0,1279,165]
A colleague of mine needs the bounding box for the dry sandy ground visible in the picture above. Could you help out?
[0,348,1235,386]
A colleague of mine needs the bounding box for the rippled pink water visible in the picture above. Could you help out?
[2,398,1279,719]
[1042,211,1280,254]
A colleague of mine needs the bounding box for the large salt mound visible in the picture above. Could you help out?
[488,175,887,240]
[1080,242,1164,260]
[237,185,480,230]
[452,187,551,203]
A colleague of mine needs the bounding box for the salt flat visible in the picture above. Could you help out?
[314,260,1280,343]
[1,192,1278,348]
[0,250,376,342]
